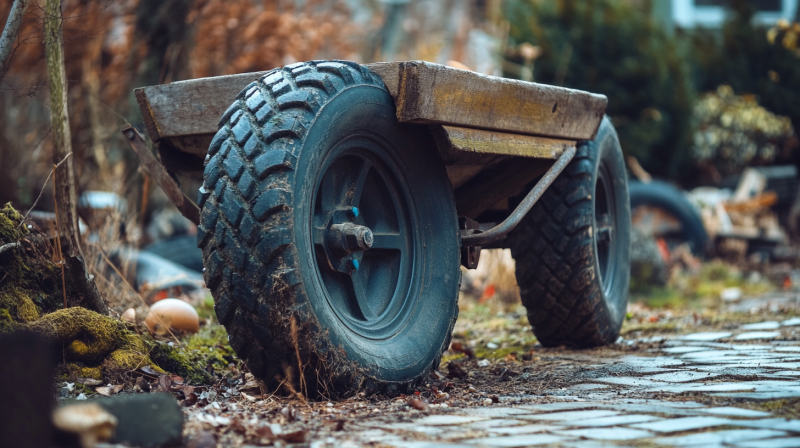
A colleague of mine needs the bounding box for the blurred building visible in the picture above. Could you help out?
[655,0,799,30]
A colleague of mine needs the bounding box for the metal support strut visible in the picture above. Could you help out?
[461,145,577,249]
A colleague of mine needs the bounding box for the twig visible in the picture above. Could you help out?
[0,242,21,255]
[18,152,72,228]
[92,244,182,346]
[53,164,67,309]
[290,316,307,399]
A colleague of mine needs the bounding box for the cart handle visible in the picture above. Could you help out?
[461,145,577,248]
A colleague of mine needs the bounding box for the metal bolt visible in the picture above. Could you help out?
[328,223,373,255]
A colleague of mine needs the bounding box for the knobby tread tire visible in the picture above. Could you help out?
[507,118,630,347]
[197,60,459,397]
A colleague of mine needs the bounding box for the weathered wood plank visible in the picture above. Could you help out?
[135,71,269,142]
[433,125,575,160]
[366,61,607,140]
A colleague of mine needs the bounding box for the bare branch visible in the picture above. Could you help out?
[0,0,32,84]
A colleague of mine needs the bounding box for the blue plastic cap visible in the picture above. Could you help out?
[351,207,359,217]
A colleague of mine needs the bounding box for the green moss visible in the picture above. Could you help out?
[64,363,104,381]
[185,324,236,373]
[0,308,13,333]
[148,340,210,384]
[474,345,529,360]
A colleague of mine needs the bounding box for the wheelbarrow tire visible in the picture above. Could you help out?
[197,61,461,396]
[508,117,630,347]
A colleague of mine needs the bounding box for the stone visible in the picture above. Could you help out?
[647,371,721,383]
[781,317,800,326]
[630,416,734,433]
[486,424,560,435]
[742,322,781,330]
[661,346,712,354]
[774,346,800,352]
[554,414,661,427]
[733,418,800,432]
[700,407,772,417]
[554,427,653,440]
[735,332,782,340]
[461,419,527,430]
[98,393,183,447]
[517,402,605,412]
[412,415,489,426]
[464,434,568,446]
[653,429,785,446]
[461,407,533,418]
[735,437,800,448]
[517,410,618,421]
[682,332,733,341]
[569,383,609,390]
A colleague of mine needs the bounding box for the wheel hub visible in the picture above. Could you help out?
[310,144,415,332]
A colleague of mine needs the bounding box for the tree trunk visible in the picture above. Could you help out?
[0,0,32,83]
[44,0,108,315]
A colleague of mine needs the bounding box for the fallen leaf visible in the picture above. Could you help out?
[430,370,445,380]
[504,352,518,362]
[187,430,216,448]
[408,397,429,411]
[158,375,173,392]
[447,362,468,379]
[449,341,475,358]
[77,378,102,386]
[240,392,256,402]
[279,430,306,443]
[95,385,122,396]
[171,375,184,385]
[134,376,151,393]
[254,425,274,442]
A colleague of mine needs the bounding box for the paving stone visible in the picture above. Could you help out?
[615,404,705,416]
[682,332,733,341]
[653,429,786,446]
[553,414,661,427]
[661,346,713,354]
[781,317,800,326]
[390,442,476,448]
[716,390,800,399]
[734,437,800,448]
[592,377,658,387]
[679,350,737,359]
[569,383,609,390]
[461,407,533,418]
[517,402,605,412]
[461,419,528,430]
[772,370,800,376]
[485,424,560,435]
[699,407,772,417]
[517,410,618,421]
[774,346,800,352]
[413,415,490,426]
[733,418,800,431]
[735,331,782,340]
[742,322,781,330]
[630,416,734,433]
[554,427,653,440]
[647,371,721,383]
[464,434,569,446]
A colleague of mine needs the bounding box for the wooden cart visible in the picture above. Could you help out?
[129,60,631,395]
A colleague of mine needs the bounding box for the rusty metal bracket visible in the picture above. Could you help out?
[460,145,577,248]
[121,125,201,226]
[459,216,482,269]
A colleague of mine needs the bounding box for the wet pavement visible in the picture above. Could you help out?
[295,318,800,448]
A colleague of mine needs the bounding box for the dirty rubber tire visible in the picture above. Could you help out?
[507,117,630,347]
[197,61,461,396]
[629,180,708,256]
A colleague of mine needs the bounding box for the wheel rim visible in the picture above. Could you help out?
[310,136,417,339]
[594,162,617,297]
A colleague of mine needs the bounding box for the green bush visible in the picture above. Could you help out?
[688,2,800,168]
[503,0,696,180]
